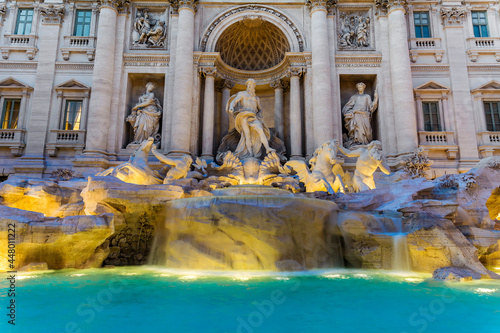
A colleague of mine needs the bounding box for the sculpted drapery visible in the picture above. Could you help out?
[127,82,162,144]
[342,82,378,147]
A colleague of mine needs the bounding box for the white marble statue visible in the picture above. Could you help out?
[286,140,346,194]
[342,82,378,147]
[151,148,193,184]
[127,82,162,144]
[338,140,390,192]
[97,138,163,185]
[226,79,275,159]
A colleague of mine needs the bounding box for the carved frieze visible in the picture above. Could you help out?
[441,7,466,27]
[131,8,167,49]
[337,9,374,51]
[39,4,65,25]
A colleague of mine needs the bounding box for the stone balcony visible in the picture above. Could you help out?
[477,131,500,157]
[0,129,25,156]
[466,37,500,62]
[418,131,458,159]
[408,38,444,62]
[46,129,86,156]
[1,34,38,60]
[60,36,96,61]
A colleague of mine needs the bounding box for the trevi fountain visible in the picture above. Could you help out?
[1,77,499,333]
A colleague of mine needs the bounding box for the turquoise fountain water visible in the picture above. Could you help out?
[1,267,499,333]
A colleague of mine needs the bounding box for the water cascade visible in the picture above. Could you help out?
[390,217,411,271]
[149,186,343,270]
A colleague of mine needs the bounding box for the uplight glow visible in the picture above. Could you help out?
[475,288,498,294]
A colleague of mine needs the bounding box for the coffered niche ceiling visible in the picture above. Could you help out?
[215,18,290,71]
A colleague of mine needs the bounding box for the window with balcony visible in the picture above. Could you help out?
[484,101,500,132]
[1,99,20,129]
[414,12,430,38]
[472,11,488,38]
[15,8,33,35]
[73,10,92,37]
[423,102,441,132]
[62,100,83,130]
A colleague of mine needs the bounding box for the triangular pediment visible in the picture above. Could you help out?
[414,81,450,91]
[0,77,32,89]
[55,79,90,91]
[472,80,500,92]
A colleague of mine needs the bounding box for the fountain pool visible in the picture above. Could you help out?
[1,267,499,333]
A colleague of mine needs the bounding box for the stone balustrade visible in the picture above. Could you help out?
[466,37,500,62]
[61,36,96,61]
[418,131,458,159]
[409,38,444,62]
[0,129,25,156]
[46,129,86,157]
[1,34,38,60]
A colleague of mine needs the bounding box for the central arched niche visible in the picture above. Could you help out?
[215,17,290,71]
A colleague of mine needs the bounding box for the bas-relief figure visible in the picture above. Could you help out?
[126,82,162,144]
[221,79,276,159]
[338,12,371,49]
[132,9,166,47]
[338,141,390,192]
[342,82,378,148]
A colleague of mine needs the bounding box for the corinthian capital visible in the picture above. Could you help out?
[199,67,217,77]
[375,0,407,15]
[306,0,337,14]
[39,4,65,25]
[441,7,466,27]
[170,0,198,13]
[99,0,130,13]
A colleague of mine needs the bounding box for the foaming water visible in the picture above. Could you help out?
[2,267,499,333]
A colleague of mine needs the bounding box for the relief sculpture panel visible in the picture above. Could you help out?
[337,9,374,51]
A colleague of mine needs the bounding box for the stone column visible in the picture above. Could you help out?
[169,0,197,155]
[200,68,216,159]
[83,0,127,157]
[307,0,335,147]
[387,0,418,154]
[14,5,65,176]
[441,7,479,168]
[289,67,304,159]
[219,80,234,139]
[271,79,286,141]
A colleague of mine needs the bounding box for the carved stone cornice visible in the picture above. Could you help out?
[99,0,130,13]
[306,1,337,14]
[441,7,466,27]
[170,0,198,14]
[39,4,65,25]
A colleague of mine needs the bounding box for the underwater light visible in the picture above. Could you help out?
[404,278,424,283]
[179,275,199,281]
[475,288,498,294]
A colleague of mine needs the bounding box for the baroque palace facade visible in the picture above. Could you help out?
[0,0,499,177]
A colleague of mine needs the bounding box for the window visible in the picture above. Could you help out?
[414,12,430,38]
[1,99,21,129]
[472,12,488,37]
[62,100,82,130]
[15,9,34,35]
[423,102,441,131]
[484,101,500,131]
[73,10,92,37]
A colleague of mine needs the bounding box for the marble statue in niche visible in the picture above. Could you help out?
[338,11,371,49]
[342,82,378,148]
[132,9,166,47]
[226,79,275,159]
[126,82,162,144]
